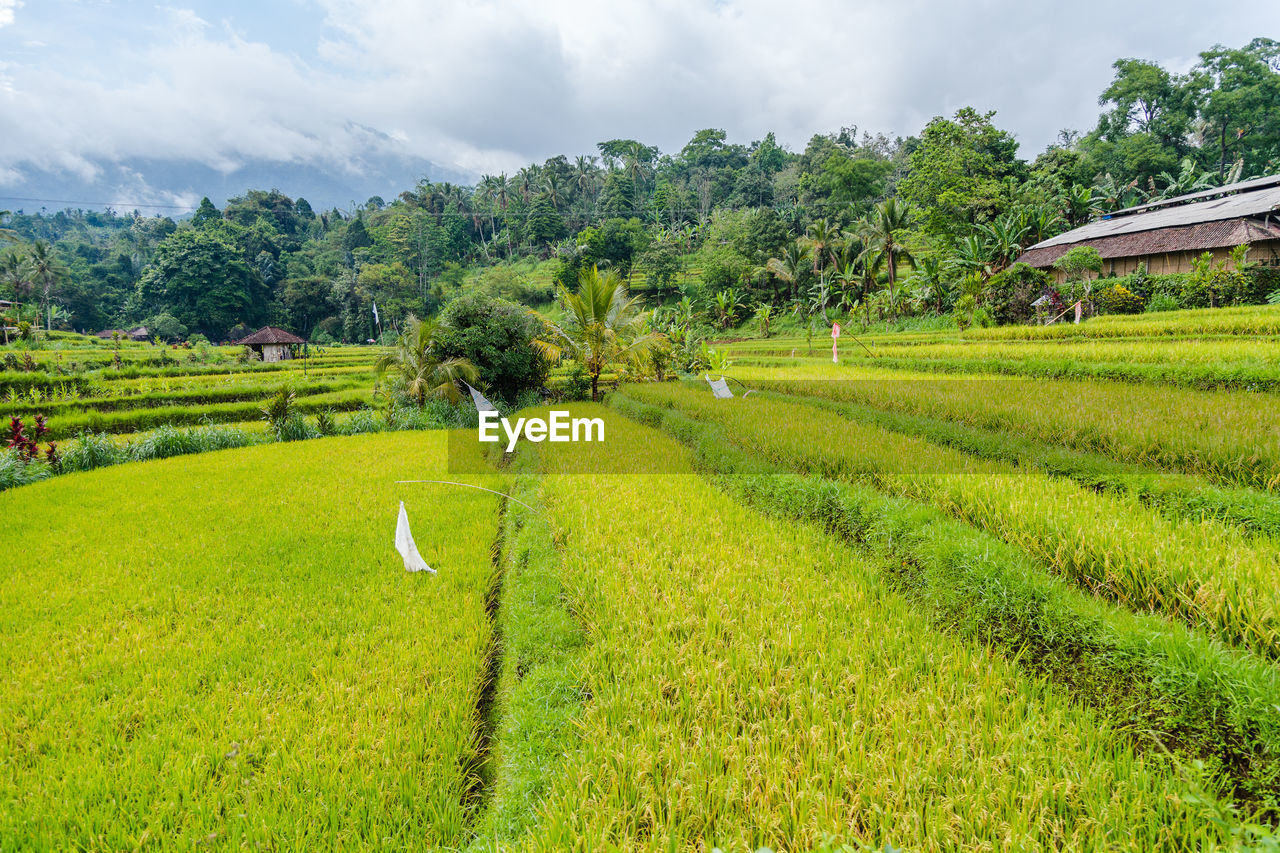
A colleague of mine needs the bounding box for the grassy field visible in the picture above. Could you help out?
[5,304,1280,848]
[0,432,505,849]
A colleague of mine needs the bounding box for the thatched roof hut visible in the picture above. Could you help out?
[235,326,305,362]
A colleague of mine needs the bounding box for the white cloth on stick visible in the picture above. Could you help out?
[705,375,734,399]
[464,381,498,413]
[395,501,435,573]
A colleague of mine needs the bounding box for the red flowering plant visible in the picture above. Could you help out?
[6,415,57,467]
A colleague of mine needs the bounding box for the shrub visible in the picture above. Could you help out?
[434,292,549,402]
[1094,284,1145,314]
[314,409,336,436]
[145,312,188,342]
[986,263,1050,325]
[562,364,591,402]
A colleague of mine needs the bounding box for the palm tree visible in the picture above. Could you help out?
[28,241,65,334]
[954,234,995,282]
[375,315,478,408]
[864,199,915,293]
[516,167,536,204]
[2,250,32,300]
[535,266,661,401]
[542,173,563,211]
[801,218,845,274]
[981,214,1031,271]
[765,243,812,301]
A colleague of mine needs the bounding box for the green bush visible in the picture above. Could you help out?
[1144,292,1183,313]
[434,292,549,402]
[1094,284,1145,314]
[985,263,1050,325]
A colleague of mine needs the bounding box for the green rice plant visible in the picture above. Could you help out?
[622,382,1280,660]
[508,405,1238,849]
[472,465,586,847]
[726,334,1280,391]
[41,388,372,439]
[0,432,506,847]
[759,388,1280,539]
[610,393,1280,817]
[964,303,1280,340]
[734,363,1280,493]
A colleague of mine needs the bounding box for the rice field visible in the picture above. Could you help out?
[5,304,1280,849]
[0,432,506,849]
[0,340,382,438]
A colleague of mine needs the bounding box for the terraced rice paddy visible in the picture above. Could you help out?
[4,304,1280,849]
[0,342,381,439]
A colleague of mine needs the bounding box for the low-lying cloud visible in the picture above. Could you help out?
[0,0,1268,186]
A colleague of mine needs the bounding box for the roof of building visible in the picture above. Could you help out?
[235,326,305,346]
[1017,174,1280,266]
[1018,217,1280,268]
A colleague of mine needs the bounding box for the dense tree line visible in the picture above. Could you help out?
[1,37,1276,341]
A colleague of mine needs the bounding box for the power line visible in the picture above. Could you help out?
[0,195,198,211]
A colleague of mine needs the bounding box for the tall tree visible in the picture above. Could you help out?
[1191,39,1280,178]
[863,199,916,290]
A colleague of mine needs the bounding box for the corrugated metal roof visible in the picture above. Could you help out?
[1029,183,1280,251]
[1017,218,1280,268]
[1114,174,1280,216]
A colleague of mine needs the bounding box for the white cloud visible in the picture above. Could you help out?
[0,0,1270,187]
[0,0,21,28]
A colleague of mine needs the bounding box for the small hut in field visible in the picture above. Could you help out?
[236,326,305,362]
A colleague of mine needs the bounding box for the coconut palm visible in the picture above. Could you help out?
[765,243,812,301]
[375,315,478,408]
[535,266,661,401]
[1,250,32,301]
[542,173,563,211]
[28,241,65,334]
[801,218,845,274]
[864,199,915,291]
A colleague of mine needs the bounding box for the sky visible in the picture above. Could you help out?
[0,0,1273,192]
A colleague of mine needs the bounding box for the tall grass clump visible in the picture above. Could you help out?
[0,448,52,490]
[57,431,125,473]
[126,422,259,461]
